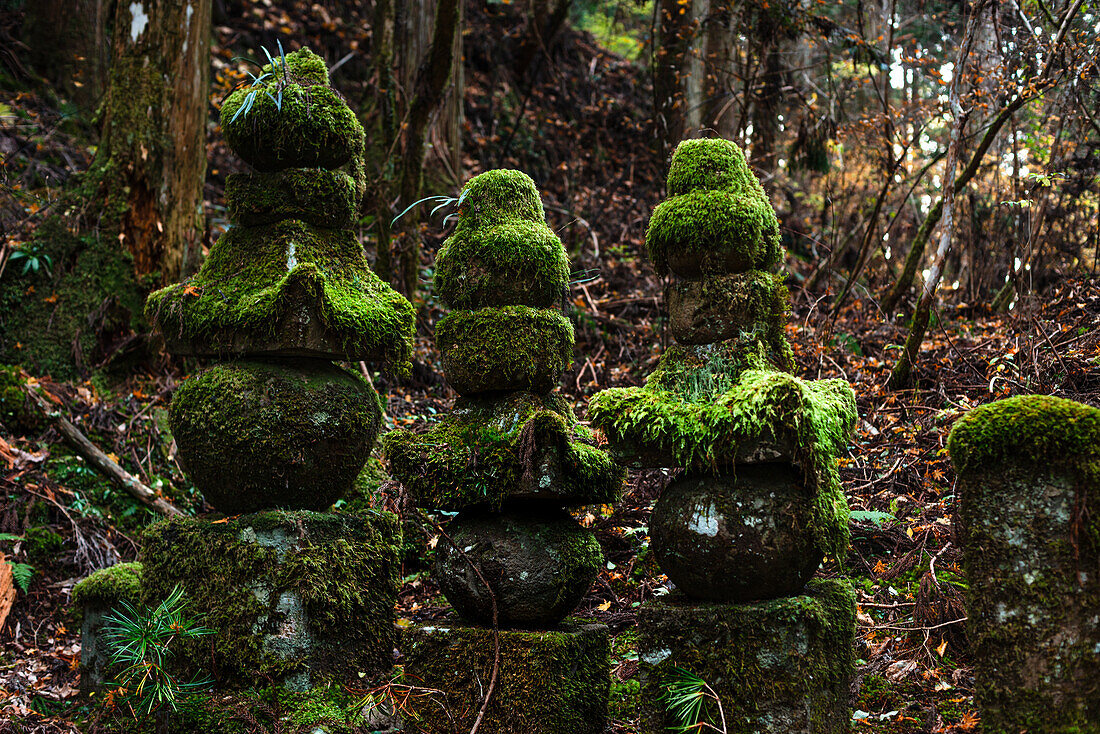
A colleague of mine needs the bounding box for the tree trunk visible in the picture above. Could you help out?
[97,0,211,284]
[888,0,985,390]
[653,0,695,157]
[394,0,461,297]
[22,0,113,110]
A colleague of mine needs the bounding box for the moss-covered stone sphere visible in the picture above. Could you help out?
[226,168,358,228]
[646,137,782,277]
[454,169,545,229]
[435,506,603,627]
[651,464,822,601]
[169,359,382,514]
[220,49,363,172]
[667,270,788,345]
[437,306,574,395]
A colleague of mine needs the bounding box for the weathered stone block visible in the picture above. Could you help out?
[72,561,144,694]
[402,620,609,734]
[434,506,603,626]
[437,306,574,396]
[637,579,855,734]
[666,270,787,345]
[949,395,1100,732]
[651,465,823,601]
[226,168,358,229]
[140,510,400,689]
[170,359,382,514]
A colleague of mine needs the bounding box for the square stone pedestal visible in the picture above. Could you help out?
[638,579,855,734]
[139,509,400,689]
[402,620,610,733]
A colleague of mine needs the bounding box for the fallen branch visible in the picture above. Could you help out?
[23,383,184,517]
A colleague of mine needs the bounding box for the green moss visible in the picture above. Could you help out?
[666,138,760,196]
[453,169,545,228]
[435,220,570,309]
[263,45,329,86]
[139,510,400,685]
[226,168,357,229]
[667,270,792,354]
[220,50,363,173]
[0,218,145,379]
[146,220,414,368]
[0,363,39,434]
[23,526,64,560]
[402,620,609,734]
[637,579,855,734]
[588,351,855,560]
[646,189,781,275]
[72,561,143,609]
[948,395,1100,480]
[383,391,623,511]
[646,138,781,276]
[169,359,382,514]
[437,306,574,395]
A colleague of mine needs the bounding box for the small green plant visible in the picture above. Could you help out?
[6,243,52,277]
[391,189,468,228]
[229,41,290,123]
[659,666,727,734]
[102,585,214,717]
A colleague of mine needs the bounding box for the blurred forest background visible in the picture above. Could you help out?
[2,0,1100,731]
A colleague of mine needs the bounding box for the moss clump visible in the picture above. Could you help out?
[139,510,400,685]
[435,220,570,309]
[646,138,781,276]
[146,220,414,367]
[220,49,363,172]
[637,579,855,734]
[383,392,623,511]
[0,218,146,379]
[948,394,1100,480]
[72,561,143,609]
[437,306,574,395]
[451,169,546,228]
[169,359,382,514]
[434,169,568,309]
[667,270,790,347]
[588,349,855,561]
[402,620,609,734]
[0,363,39,434]
[948,395,1100,732]
[226,168,357,229]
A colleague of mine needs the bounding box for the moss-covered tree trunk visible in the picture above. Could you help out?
[0,0,211,376]
[97,0,211,284]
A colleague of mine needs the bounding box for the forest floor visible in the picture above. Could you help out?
[3,3,1100,733]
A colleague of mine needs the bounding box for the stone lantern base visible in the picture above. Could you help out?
[402,620,610,734]
[139,509,401,689]
[637,579,855,734]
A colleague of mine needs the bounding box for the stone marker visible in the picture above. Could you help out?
[384,169,624,733]
[76,48,413,718]
[588,138,857,733]
[949,394,1100,732]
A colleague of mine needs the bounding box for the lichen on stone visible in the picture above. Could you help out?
[436,306,575,395]
[434,170,569,309]
[139,510,400,685]
[402,620,610,734]
[637,579,855,734]
[383,391,622,511]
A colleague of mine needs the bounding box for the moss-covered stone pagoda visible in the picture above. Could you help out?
[384,169,623,733]
[76,48,412,712]
[588,138,857,732]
